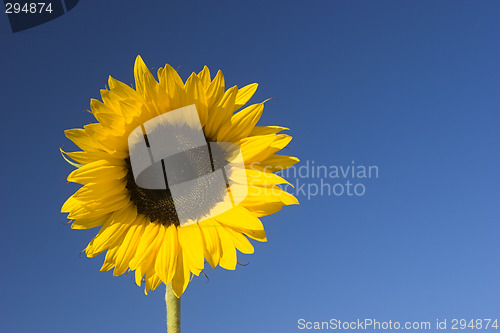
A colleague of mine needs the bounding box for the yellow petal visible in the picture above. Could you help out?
[155,225,179,284]
[238,134,276,162]
[234,83,258,111]
[254,154,300,172]
[64,204,113,220]
[240,228,267,242]
[223,226,254,254]
[117,99,143,124]
[67,159,127,184]
[90,99,125,134]
[136,226,166,291]
[177,224,204,271]
[99,90,121,114]
[184,73,208,127]
[216,223,237,270]
[113,216,147,276]
[238,134,292,163]
[204,85,238,139]
[250,126,288,136]
[242,185,298,217]
[145,273,162,295]
[64,190,131,216]
[136,254,155,290]
[159,64,185,110]
[72,179,126,201]
[67,194,130,219]
[60,148,121,166]
[134,55,158,104]
[82,123,127,154]
[199,220,222,269]
[243,168,292,188]
[100,238,125,272]
[171,248,191,298]
[279,187,300,205]
[129,222,161,270]
[135,265,144,287]
[215,206,265,231]
[88,193,130,209]
[198,65,211,88]
[64,128,101,152]
[71,214,110,230]
[61,195,81,213]
[217,103,263,142]
[85,205,137,257]
[108,76,140,100]
[205,70,225,108]
[60,148,82,168]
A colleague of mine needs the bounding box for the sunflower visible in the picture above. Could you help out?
[61,56,299,297]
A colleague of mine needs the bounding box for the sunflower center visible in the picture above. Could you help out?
[125,135,231,227]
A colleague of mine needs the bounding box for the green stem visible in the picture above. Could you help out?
[166,282,181,333]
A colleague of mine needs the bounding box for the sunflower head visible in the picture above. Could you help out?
[61,56,299,297]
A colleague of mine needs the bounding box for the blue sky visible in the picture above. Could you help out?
[0,1,499,332]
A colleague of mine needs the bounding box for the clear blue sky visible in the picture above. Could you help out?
[1,1,499,332]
